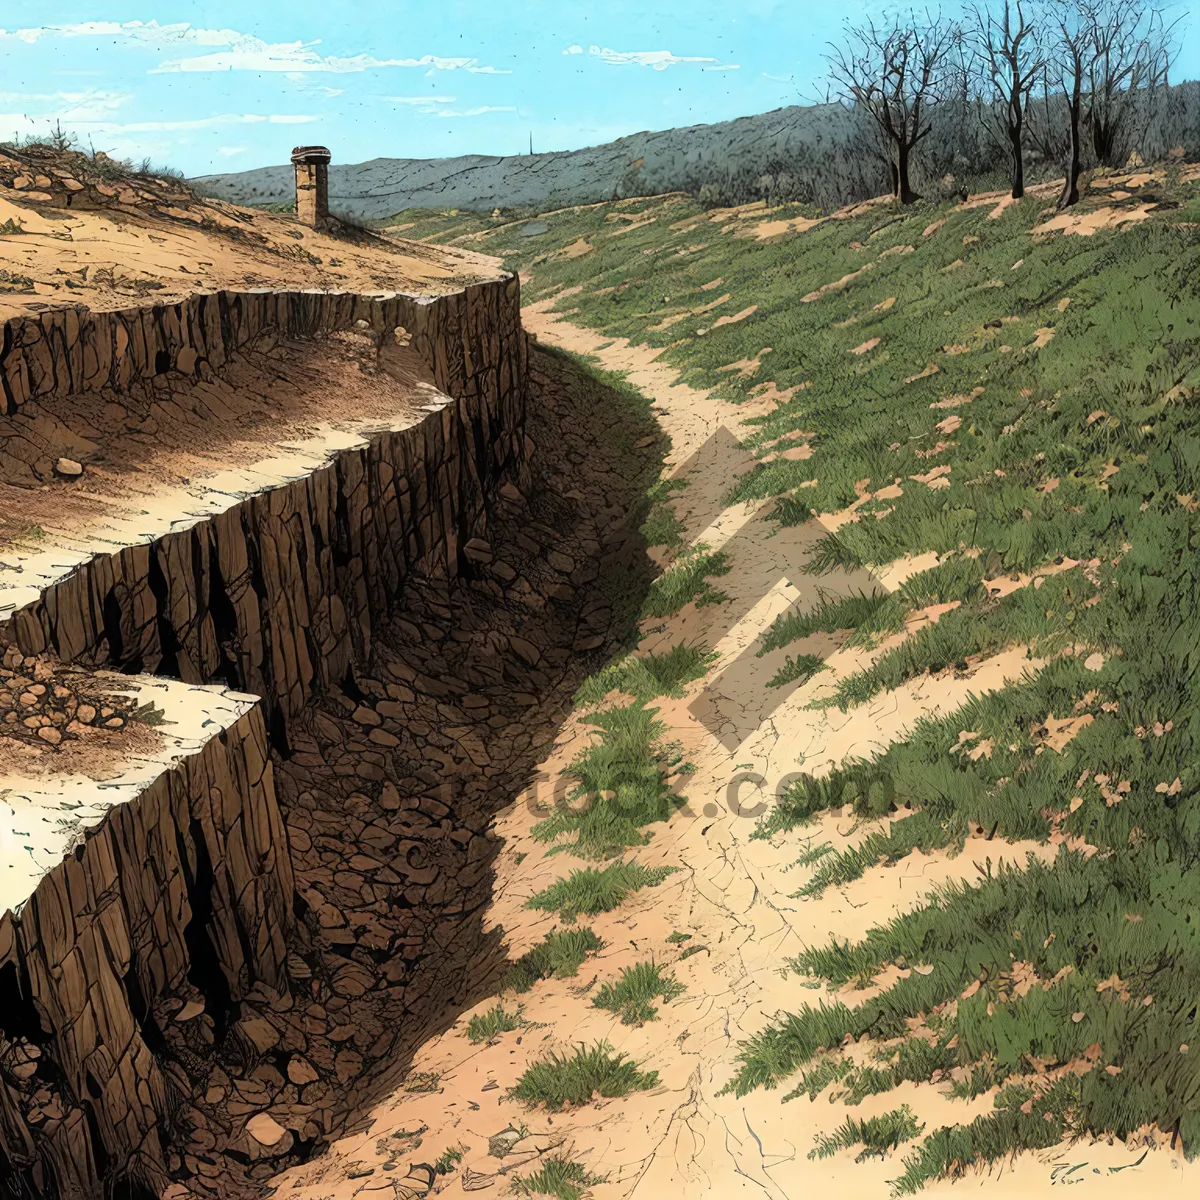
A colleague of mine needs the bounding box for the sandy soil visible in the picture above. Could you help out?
[0,330,446,624]
[260,288,1193,1198]
[0,674,257,914]
[0,153,501,321]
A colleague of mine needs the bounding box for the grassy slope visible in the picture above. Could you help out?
[393,174,1200,1182]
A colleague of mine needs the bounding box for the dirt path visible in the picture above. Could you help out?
[268,306,1185,1199]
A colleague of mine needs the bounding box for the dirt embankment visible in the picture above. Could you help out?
[0,231,674,1200]
[0,143,499,321]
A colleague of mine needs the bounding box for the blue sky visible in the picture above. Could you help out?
[1,2,1196,176]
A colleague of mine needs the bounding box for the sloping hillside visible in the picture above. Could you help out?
[191,103,860,219]
[192,82,1200,223]
[252,166,1200,1197]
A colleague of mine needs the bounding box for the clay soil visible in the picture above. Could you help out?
[0,328,433,552]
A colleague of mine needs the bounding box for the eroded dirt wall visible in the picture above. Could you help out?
[0,707,286,1199]
[0,278,548,1198]
[3,280,529,740]
[0,281,520,417]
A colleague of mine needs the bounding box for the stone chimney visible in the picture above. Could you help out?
[291,145,331,228]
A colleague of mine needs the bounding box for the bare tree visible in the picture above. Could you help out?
[825,10,958,204]
[1082,0,1178,168]
[1041,2,1090,207]
[1038,0,1180,209]
[970,0,1043,197]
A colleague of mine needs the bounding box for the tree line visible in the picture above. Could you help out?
[827,0,1181,209]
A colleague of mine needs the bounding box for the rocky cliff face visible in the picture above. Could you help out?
[0,275,558,1197]
[3,282,529,736]
[0,697,287,1198]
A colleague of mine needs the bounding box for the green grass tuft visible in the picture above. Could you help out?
[502,928,603,993]
[892,1080,1078,1193]
[766,652,827,690]
[433,1145,465,1175]
[526,861,677,921]
[641,477,689,550]
[768,495,814,526]
[510,1041,659,1110]
[803,533,871,576]
[760,589,892,655]
[532,703,685,858]
[574,643,716,707]
[513,1155,607,1199]
[809,1105,925,1161]
[753,759,894,838]
[466,1003,525,1043]
[593,960,686,1024]
[642,546,731,617]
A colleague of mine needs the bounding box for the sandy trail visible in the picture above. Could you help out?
[268,305,1189,1198]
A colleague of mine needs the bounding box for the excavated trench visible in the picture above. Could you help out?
[0,285,663,1199]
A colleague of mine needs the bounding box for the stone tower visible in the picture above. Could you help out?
[291,145,331,228]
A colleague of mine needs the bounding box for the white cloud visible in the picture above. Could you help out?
[585,45,717,70]
[217,145,248,157]
[0,89,130,121]
[283,77,346,98]
[563,45,584,55]
[154,48,505,75]
[382,96,513,118]
[0,20,510,74]
[0,111,317,136]
[0,20,234,47]
[702,64,741,71]
[439,105,516,117]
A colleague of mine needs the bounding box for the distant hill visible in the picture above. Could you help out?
[191,103,864,220]
[193,83,1200,220]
